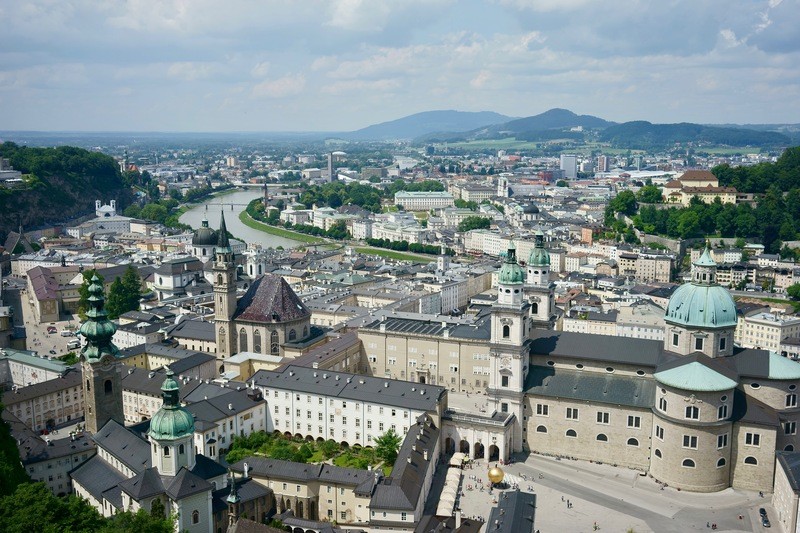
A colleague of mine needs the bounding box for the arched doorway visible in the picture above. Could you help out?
[488,444,500,461]
[474,442,485,460]
[459,440,470,455]
[419,375,426,384]
[445,437,455,454]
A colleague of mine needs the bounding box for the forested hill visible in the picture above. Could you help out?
[0,143,132,240]
[714,145,800,193]
[600,121,789,149]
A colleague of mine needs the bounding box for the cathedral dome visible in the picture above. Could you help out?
[522,204,539,214]
[149,370,195,441]
[192,218,217,246]
[499,244,525,285]
[665,247,736,329]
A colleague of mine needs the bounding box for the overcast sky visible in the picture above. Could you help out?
[1,0,798,132]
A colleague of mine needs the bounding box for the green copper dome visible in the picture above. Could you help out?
[79,275,119,364]
[528,230,550,267]
[499,244,525,285]
[148,370,195,441]
[665,247,736,329]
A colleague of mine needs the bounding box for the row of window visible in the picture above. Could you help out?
[534,405,641,428]
[653,450,758,468]
[534,426,639,445]
[657,398,730,420]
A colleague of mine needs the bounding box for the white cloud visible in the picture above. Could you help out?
[167,62,217,81]
[251,62,271,78]
[251,74,306,98]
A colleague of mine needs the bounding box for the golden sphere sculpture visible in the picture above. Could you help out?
[487,466,504,484]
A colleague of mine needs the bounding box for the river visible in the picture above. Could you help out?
[179,189,304,249]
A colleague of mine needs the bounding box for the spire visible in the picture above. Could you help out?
[78,275,120,364]
[217,212,230,249]
[227,470,240,504]
[227,469,240,527]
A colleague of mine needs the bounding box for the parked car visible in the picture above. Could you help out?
[762,516,771,528]
[48,350,56,355]
[46,326,57,334]
[759,508,767,518]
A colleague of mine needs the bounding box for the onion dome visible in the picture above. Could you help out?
[148,369,195,441]
[79,275,119,363]
[499,243,525,285]
[192,218,217,246]
[665,245,736,329]
[528,230,550,267]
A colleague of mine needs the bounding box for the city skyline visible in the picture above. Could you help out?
[1,0,799,132]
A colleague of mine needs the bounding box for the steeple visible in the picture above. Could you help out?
[216,212,232,255]
[227,470,241,526]
[692,241,717,286]
[79,275,119,364]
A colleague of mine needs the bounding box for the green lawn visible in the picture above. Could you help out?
[354,247,431,262]
[238,211,326,244]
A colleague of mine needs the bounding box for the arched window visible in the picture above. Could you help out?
[239,328,248,352]
[192,510,199,524]
[627,438,639,447]
[86,379,91,392]
[253,330,262,352]
[717,458,726,467]
[536,425,547,433]
[531,302,538,314]
[164,446,170,457]
[654,449,662,458]
[744,456,758,465]
[104,380,113,395]
[682,459,695,468]
[217,274,223,285]
[303,325,308,338]
[566,429,577,438]
[288,329,296,341]
[271,331,279,354]
[218,327,226,349]
[179,444,185,455]
[786,445,795,452]
[596,434,608,442]
[502,325,510,338]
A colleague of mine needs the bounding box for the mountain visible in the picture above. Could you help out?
[346,110,514,141]
[497,108,613,133]
[599,121,791,149]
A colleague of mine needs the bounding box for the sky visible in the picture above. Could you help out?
[1,0,798,132]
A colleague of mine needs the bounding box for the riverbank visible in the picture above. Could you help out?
[238,211,326,245]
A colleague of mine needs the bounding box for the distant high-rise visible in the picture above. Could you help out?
[327,152,334,182]
[597,155,608,173]
[560,154,577,179]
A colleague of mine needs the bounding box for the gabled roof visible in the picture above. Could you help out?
[92,419,150,474]
[165,467,213,500]
[118,467,166,500]
[733,348,800,380]
[232,274,310,324]
[70,455,126,503]
[530,331,663,367]
[191,454,228,480]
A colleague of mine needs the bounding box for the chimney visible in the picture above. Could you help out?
[244,462,249,478]
[455,510,462,529]
[424,450,428,461]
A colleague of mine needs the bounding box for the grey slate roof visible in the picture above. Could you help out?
[70,455,126,503]
[318,464,379,495]
[371,414,439,512]
[486,490,536,533]
[251,365,445,412]
[92,419,150,474]
[184,388,263,425]
[231,457,321,482]
[732,348,779,378]
[165,318,216,342]
[118,467,166,500]
[3,370,81,404]
[525,366,656,409]
[361,316,491,342]
[212,477,271,513]
[233,274,311,324]
[530,331,663,367]
[192,453,228,480]
[731,388,780,428]
[165,467,213,500]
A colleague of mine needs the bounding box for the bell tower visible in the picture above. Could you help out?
[214,213,237,359]
[148,370,196,477]
[525,230,554,329]
[488,243,531,455]
[80,275,124,434]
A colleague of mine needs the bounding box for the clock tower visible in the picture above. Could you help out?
[214,213,237,361]
[488,243,532,453]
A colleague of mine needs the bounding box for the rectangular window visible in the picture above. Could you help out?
[685,406,699,420]
[566,407,579,421]
[694,337,704,351]
[787,394,798,408]
[658,397,667,411]
[719,337,726,350]
[785,422,796,435]
[745,432,760,446]
[627,415,641,428]
[536,404,549,416]
[341,512,347,521]
[682,435,698,449]
[717,433,728,448]
[367,420,372,429]
[672,333,679,346]
[596,411,609,424]
[501,375,509,387]
[501,403,508,413]
[718,404,728,419]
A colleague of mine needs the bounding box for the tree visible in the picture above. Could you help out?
[139,203,169,223]
[150,498,165,519]
[0,482,106,533]
[556,180,568,187]
[375,429,402,465]
[636,184,662,203]
[0,404,29,498]
[457,216,491,232]
[105,277,126,319]
[787,283,800,300]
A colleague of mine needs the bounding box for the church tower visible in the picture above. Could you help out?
[227,470,241,527]
[488,243,531,454]
[148,370,196,476]
[525,230,554,328]
[663,244,737,357]
[214,213,237,360]
[80,275,124,434]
